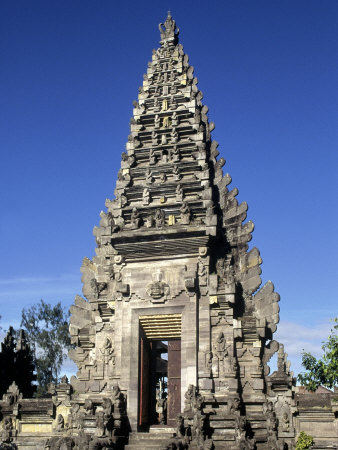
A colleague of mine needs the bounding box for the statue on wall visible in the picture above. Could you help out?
[215,332,228,362]
[111,384,123,414]
[173,164,181,181]
[84,398,94,416]
[1,417,14,444]
[149,148,157,165]
[54,414,64,432]
[175,184,183,201]
[184,384,195,413]
[235,416,255,449]
[130,208,141,229]
[180,201,191,225]
[142,188,150,205]
[154,208,165,227]
[145,168,153,184]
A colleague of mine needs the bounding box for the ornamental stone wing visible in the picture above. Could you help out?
[253,280,280,335]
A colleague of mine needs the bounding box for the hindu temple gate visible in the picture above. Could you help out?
[1,12,337,450]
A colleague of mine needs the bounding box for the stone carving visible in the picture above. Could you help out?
[1,417,14,444]
[205,351,213,375]
[45,436,74,450]
[184,384,195,413]
[89,278,99,299]
[161,149,169,163]
[149,148,157,164]
[102,397,112,417]
[170,145,180,162]
[183,384,203,414]
[198,257,207,285]
[161,133,167,145]
[111,383,124,415]
[47,382,56,396]
[153,85,160,96]
[180,201,191,224]
[152,130,158,145]
[164,432,188,450]
[192,411,204,442]
[175,184,183,201]
[160,172,167,183]
[94,413,105,437]
[68,403,80,430]
[75,430,90,449]
[215,331,228,362]
[2,382,22,405]
[282,412,290,432]
[100,337,115,365]
[173,165,181,181]
[154,208,165,227]
[169,95,176,110]
[175,414,185,438]
[130,207,141,228]
[146,272,170,301]
[60,375,68,384]
[142,188,150,205]
[146,215,154,228]
[145,168,153,184]
[263,401,277,431]
[54,414,64,432]
[84,398,94,415]
[171,127,178,144]
[228,395,241,415]
[234,416,255,449]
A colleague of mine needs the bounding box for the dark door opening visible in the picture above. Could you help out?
[138,337,181,428]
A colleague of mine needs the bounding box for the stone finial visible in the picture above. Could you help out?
[2,381,22,404]
[159,12,179,43]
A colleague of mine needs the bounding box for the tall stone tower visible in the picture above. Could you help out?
[69,13,295,449]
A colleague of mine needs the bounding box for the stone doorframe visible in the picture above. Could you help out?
[120,301,197,431]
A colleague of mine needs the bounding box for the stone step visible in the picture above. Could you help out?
[126,445,168,450]
[125,429,176,450]
[126,441,171,450]
[130,431,175,438]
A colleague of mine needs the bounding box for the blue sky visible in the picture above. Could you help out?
[0,0,337,378]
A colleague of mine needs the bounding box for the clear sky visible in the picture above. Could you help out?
[0,0,337,378]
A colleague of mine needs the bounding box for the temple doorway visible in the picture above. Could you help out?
[138,336,181,428]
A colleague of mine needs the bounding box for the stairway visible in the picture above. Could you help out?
[125,426,176,450]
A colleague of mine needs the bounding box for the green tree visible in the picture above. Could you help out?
[298,318,338,392]
[21,299,71,396]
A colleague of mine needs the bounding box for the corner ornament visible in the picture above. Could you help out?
[146,272,170,303]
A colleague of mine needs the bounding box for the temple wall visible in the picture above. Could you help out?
[294,393,338,448]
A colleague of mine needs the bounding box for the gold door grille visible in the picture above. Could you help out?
[139,314,181,340]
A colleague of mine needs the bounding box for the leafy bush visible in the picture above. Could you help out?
[296,431,314,450]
